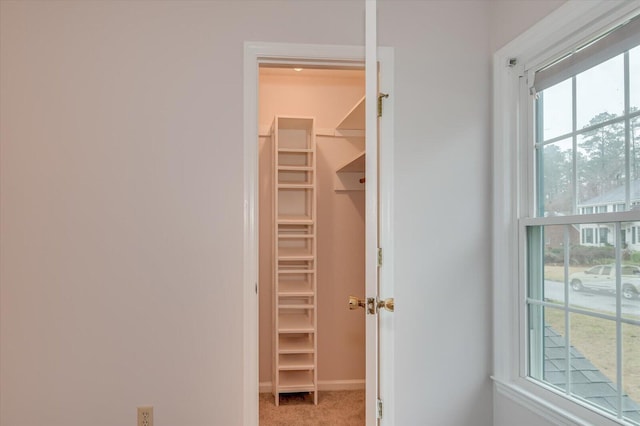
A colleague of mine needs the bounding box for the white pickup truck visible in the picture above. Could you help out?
[569,264,640,300]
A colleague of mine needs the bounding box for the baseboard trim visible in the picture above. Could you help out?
[259,379,365,394]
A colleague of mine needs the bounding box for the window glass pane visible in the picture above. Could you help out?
[569,313,618,415]
[528,226,544,301]
[623,323,640,425]
[622,221,640,322]
[540,139,573,216]
[528,222,640,419]
[529,304,543,379]
[576,55,624,129]
[634,115,640,183]
[568,224,617,316]
[540,306,567,391]
[540,79,572,141]
[631,46,640,113]
[577,125,625,209]
[540,225,571,305]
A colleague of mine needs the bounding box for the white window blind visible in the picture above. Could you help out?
[532,14,640,93]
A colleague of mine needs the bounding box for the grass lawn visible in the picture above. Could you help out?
[544,265,588,282]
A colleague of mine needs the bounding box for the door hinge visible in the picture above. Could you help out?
[255,282,258,294]
[377,247,383,267]
[377,93,389,117]
[377,398,383,419]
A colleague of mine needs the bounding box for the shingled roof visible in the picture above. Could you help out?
[544,325,640,423]
[579,179,640,206]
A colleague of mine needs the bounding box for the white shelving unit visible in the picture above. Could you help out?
[334,96,366,191]
[271,116,318,405]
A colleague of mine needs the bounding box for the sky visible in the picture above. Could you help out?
[541,46,640,145]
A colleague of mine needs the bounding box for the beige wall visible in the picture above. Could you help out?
[0,0,568,424]
[489,0,567,52]
[258,70,366,387]
[0,2,366,425]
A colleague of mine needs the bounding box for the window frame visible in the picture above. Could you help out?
[493,1,640,425]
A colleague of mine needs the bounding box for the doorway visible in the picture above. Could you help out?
[257,65,366,424]
[243,41,395,426]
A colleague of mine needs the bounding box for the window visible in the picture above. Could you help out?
[583,227,594,244]
[494,3,640,426]
[527,10,640,426]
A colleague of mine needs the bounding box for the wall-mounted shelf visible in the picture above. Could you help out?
[337,151,365,173]
[335,96,365,191]
[336,96,365,132]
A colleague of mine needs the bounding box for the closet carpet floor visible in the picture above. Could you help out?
[259,390,365,426]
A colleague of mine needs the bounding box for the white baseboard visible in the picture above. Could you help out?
[259,379,365,394]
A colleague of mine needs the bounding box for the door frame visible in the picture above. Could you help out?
[242,41,394,425]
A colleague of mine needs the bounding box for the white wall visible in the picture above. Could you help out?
[0,2,365,425]
[378,1,493,424]
[0,0,565,425]
[489,2,566,426]
[489,0,567,52]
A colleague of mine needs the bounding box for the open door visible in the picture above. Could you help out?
[348,0,395,423]
[243,11,394,422]
[364,1,395,424]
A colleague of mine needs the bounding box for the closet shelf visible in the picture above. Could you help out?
[278,165,313,171]
[334,96,365,191]
[278,247,312,256]
[278,248,313,261]
[278,313,314,333]
[278,148,313,153]
[279,335,314,354]
[278,255,314,262]
[279,354,315,370]
[336,151,365,173]
[277,183,314,189]
[336,96,365,131]
[279,303,314,310]
[278,371,315,391]
[277,269,316,275]
[278,281,313,296]
[277,215,314,225]
[278,234,314,239]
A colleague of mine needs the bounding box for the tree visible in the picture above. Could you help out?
[542,143,572,213]
[577,112,625,202]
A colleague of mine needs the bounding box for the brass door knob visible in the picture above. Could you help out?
[378,297,394,312]
[348,296,366,310]
[349,296,394,313]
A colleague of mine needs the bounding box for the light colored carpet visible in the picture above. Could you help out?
[259,390,365,426]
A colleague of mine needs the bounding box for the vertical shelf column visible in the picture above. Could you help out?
[272,116,318,405]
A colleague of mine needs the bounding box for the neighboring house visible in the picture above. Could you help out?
[544,214,581,248]
[577,179,640,249]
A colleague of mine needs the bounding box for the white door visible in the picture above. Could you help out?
[243,10,394,423]
[364,1,395,423]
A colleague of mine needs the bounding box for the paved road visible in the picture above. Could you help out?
[544,280,640,318]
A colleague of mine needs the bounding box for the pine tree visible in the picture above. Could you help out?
[577,112,625,202]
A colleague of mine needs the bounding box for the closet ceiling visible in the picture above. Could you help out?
[260,67,364,79]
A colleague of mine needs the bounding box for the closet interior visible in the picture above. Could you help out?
[258,66,367,408]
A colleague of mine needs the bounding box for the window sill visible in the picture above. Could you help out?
[493,376,634,426]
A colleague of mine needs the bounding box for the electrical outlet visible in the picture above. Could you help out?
[137,406,153,426]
